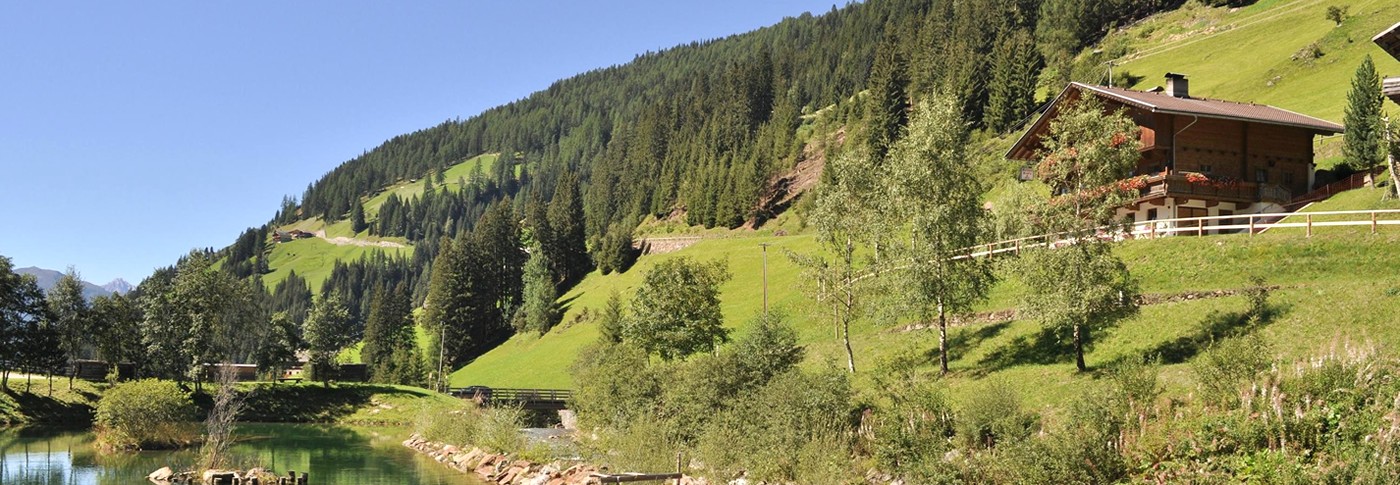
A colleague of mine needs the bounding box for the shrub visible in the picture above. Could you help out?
[415,401,526,454]
[697,369,854,484]
[95,379,198,450]
[1193,334,1272,407]
[957,381,1038,450]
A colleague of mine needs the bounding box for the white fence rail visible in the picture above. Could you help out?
[962,209,1400,259]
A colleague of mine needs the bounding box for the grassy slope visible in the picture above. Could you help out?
[0,376,103,426]
[262,154,500,293]
[363,153,500,217]
[454,0,1400,394]
[1109,0,1400,165]
[262,237,413,293]
[453,234,820,388]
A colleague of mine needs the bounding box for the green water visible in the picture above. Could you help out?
[0,424,482,485]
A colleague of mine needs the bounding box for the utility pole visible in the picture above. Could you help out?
[758,243,772,314]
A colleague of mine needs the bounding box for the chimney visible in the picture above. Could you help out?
[1165,72,1189,98]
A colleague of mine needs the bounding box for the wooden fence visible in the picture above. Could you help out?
[961,209,1400,259]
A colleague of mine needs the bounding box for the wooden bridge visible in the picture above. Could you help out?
[449,386,573,410]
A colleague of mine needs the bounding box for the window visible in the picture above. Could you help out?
[1255,169,1268,183]
[1199,164,1212,174]
[1283,172,1294,185]
[1146,208,1158,220]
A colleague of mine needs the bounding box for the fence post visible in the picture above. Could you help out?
[1373,212,1378,235]
[1150,223,1156,239]
[1197,218,1203,237]
[1306,214,1313,238]
[1249,216,1255,236]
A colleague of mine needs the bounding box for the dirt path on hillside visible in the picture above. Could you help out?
[314,230,407,248]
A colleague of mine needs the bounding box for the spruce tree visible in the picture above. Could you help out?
[984,29,1041,133]
[865,37,910,161]
[350,201,367,234]
[547,171,590,284]
[361,283,415,383]
[1343,55,1384,173]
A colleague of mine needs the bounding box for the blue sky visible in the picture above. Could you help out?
[0,0,837,285]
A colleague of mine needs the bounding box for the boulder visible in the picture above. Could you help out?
[521,472,551,485]
[148,466,174,481]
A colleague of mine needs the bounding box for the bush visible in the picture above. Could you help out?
[95,379,198,450]
[1193,334,1272,407]
[697,369,854,484]
[957,381,1038,450]
[415,401,526,454]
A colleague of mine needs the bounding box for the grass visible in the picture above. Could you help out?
[234,382,462,426]
[451,234,821,389]
[1109,0,1400,123]
[454,207,1400,417]
[0,375,104,426]
[262,237,413,293]
[363,153,501,218]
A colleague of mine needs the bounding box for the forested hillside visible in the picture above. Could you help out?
[178,0,1192,373]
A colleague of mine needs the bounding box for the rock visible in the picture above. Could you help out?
[148,466,174,481]
[521,472,551,485]
[443,444,460,454]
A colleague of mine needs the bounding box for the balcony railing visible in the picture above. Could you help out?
[1136,172,1291,205]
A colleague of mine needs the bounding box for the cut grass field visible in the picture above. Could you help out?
[262,237,413,293]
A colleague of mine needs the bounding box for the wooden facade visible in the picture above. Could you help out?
[1008,78,1342,229]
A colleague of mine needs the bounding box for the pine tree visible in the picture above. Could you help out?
[984,29,1041,133]
[547,171,590,284]
[362,283,416,383]
[350,201,368,234]
[865,37,910,161]
[1342,55,1384,173]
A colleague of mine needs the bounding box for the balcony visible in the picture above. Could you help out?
[1134,172,1291,205]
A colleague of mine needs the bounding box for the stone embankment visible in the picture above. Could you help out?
[402,434,710,485]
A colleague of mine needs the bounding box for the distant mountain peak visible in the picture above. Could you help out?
[102,278,134,295]
[15,266,121,300]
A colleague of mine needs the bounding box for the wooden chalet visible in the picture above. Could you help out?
[1008,74,1343,228]
[1376,21,1400,104]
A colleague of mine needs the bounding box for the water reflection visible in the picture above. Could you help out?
[0,424,480,485]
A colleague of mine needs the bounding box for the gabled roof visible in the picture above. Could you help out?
[1006,82,1343,161]
[1373,21,1400,61]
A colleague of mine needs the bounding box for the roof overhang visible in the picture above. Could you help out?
[1006,83,1343,162]
[1386,76,1400,105]
[1373,21,1400,61]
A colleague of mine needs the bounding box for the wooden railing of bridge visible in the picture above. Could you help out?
[449,387,573,410]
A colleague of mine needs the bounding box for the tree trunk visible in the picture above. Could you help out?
[938,301,949,375]
[1074,323,1087,372]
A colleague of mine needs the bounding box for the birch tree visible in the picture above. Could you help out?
[888,98,995,374]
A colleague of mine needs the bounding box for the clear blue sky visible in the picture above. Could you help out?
[0,0,837,286]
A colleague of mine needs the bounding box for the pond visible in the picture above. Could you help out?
[0,423,482,485]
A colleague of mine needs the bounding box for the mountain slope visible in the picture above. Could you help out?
[15,267,114,300]
[452,0,1400,394]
